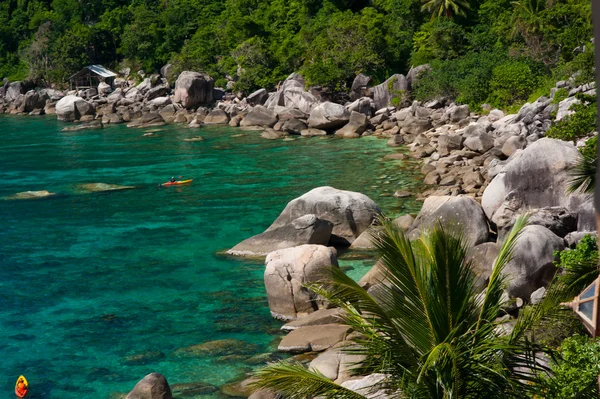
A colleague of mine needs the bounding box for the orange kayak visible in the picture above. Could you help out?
[161,179,193,187]
[15,375,28,398]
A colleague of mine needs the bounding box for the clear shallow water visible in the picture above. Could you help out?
[0,115,423,398]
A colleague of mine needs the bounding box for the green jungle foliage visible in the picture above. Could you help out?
[0,0,593,101]
[541,334,600,398]
[546,94,597,143]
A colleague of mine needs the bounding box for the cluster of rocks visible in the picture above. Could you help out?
[0,67,429,137]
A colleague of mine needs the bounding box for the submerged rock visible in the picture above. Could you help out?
[76,183,136,193]
[171,382,218,397]
[4,190,56,200]
[173,339,259,358]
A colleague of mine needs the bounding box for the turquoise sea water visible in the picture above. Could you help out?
[0,115,423,398]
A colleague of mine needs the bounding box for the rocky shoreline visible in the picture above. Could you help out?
[1,70,597,399]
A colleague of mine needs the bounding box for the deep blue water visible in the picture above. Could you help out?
[0,115,422,398]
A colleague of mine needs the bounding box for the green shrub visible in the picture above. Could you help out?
[541,335,600,398]
[552,88,570,105]
[546,94,597,143]
[413,51,506,108]
[487,60,537,107]
[579,136,597,159]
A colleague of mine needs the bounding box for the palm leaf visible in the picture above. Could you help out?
[251,362,369,399]
[568,152,596,194]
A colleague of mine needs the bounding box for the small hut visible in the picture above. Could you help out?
[68,65,117,90]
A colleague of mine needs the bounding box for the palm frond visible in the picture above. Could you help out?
[568,152,596,194]
[251,362,369,399]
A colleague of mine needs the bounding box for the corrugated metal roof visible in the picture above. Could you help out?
[68,65,117,80]
[86,65,117,78]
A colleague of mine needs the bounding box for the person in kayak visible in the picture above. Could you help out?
[16,377,26,395]
[170,177,176,183]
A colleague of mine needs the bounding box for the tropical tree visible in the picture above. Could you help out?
[252,216,563,399]
[421,0,471,19]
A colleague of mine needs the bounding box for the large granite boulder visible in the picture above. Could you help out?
[468,242,500,292]
[265,244,339,320]
[278,324,352,353]
[503,225,564,299]
[481,138,587,221]
[247,88,269,106]
[264,73,318,114]
[266,187,381,246]
[308,102,351,130]
[240,105,278,127]
[5,81,27,102]
[23,90,49,112]
[173,71,214,108]
[55,95,94,122]
[335,111,368,138]
[228,214,333,256]
[126,373,173,399]
[204,109,230,124]
[373,74,408,110]
[309,343,365,383]
[410,196,490,246]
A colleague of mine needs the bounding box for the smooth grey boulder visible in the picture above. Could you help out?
[400,115,432,135]
[351,73,372,98]
[274,106,307,121]
[492,205,577,241]
[282,118,307,135]
[464,132,494,153]
[278,324,351,353]
[373,74,408,110]
[309,343,365,383]
[149,96,172,107]
[55,95,94,122]
[23,90,49,112]
[266,186,381,246]
[281,308,344,331]
[448,104,470,122]
[410,196,490,246]
[468,242,500,292]
[107,88,125,103]
[228,214,333,257]
[126,373,173,399]
[340,374,389,399]
[349,228,379,250]
[174,71,214,108]
[204,109,230,124]
[346,97,373,117]
[501,135,526,157]
[247,88,269,106]
[98,81,112,95]
[265,244,339,320]
[482,138,586,220]
[264,73,318,114]
[503,225,564,299]
[240,105,278,127]
[335,111,368,138]
[145,85,170,101]
[308,102,351,130]
[437,134,465,156]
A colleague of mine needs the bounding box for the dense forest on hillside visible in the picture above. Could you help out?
[0,0,594,108]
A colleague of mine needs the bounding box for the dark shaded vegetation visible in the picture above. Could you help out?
[0,0,593,105]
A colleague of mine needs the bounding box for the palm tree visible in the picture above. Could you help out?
[252,216,558,399]
[568,152,596,195]
[421,0,471,19]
